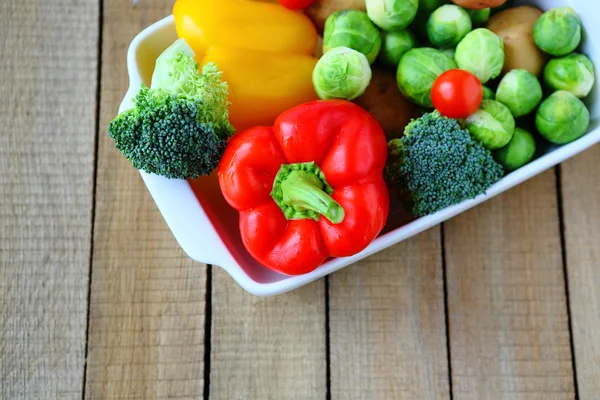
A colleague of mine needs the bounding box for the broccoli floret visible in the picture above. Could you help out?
[385,111,504,216]
[108,38,234,179]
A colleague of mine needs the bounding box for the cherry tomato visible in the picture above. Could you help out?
[431,69,484,119]
[278,0,316,10]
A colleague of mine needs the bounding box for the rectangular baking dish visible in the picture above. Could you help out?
[119,0,599,296]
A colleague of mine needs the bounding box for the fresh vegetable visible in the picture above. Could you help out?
[385,111,504,216]
[467,8,490,27]
[451,0,506,10]
[482,85,495,100]
[323,10,382,65]
[427,4,472,48]
[353,65,420,140]
[396,47,458,107]
[173,0,318,58]
[278,0,315,10]
[379,30,417,67]
[441,48,456,59]
[494,127,536,171]
[305,0,366,33]
[313,47,372,100]
[218,100,389,275]
[108,39,233,180]
[466,99,515,149]
[455,28,504,84]
[495,69,542,117]
[431,69,483,119]
[535,90,590,144]
[173,0,319,132]
[420,0,449,14]
[202,47,318,132]
[543,53,596,98]
[365,0,419,31]
[486,6,546,77]
[533,7,582,57]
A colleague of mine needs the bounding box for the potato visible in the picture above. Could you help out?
[353,66,419,140]
[451,0,506,10]
[305,0,366,33]
[486,6,547,77]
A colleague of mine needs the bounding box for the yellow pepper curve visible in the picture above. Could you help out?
[173,0,320,132]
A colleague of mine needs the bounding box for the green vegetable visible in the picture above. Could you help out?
[419,0,449,14]
[455,28,504,84]
[483,86,495,100]
[379,30,417,67]
[313,46,372,100]
[496,69,543,117]
[385,111,504,216]
[365,0,419,31]
[533,7,582,56]
[441,47,456,59]
[323,10,382,64]
[494,127,537,171]
[466,99,515,149]
[467,8,490,27]
[535,90,590,144]
[427,4,472,48]
[396,47,458,107]
[107,39,234,180]
[543,53,596,98]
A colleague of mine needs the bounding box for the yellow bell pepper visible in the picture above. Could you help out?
[173,0,320,132]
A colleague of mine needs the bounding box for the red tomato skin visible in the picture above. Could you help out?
[278,0,316,10]
[431,69,484,119]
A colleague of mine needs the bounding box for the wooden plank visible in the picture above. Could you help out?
[561,146,600,398]
[329,228,451,400]
[209,270,327,399]
[444,171,575,399]
[84,1,207,399]
[0,0,98,398]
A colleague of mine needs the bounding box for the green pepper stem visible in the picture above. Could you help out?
[271,162,345,224]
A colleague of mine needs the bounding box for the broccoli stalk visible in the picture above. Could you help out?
[108,38,234,180]
[385,111,504,217]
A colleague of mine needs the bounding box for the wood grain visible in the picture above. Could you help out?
[561,146,600,398]
[328,228,450,400]
[444,171,575,399]
[0,0,98,398]
[209,270,327,399]
[84,1,207,399]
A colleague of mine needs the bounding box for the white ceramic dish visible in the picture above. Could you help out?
[119,0,600,296]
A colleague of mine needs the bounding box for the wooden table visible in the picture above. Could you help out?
[2,0,599,399]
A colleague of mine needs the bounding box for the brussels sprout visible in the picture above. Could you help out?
[323,10,382,64]
[466,99,516,149]
[535,90,590,144]
[313,47,372,101]
[366,0,419,31]
[494,127,537,171]
[482,86,495,100]
[533,7,581,57]
[496,69,543,117]
[467,8,490,27]
[379,30,417,67]
[396,47,458,107]
[427,5,472,48]
[441,47,456,59]
[543,53,596,98]
[420,0,449,14]
[455,28,505,84]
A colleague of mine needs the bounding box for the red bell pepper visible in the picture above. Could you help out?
[217,100,389,275]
